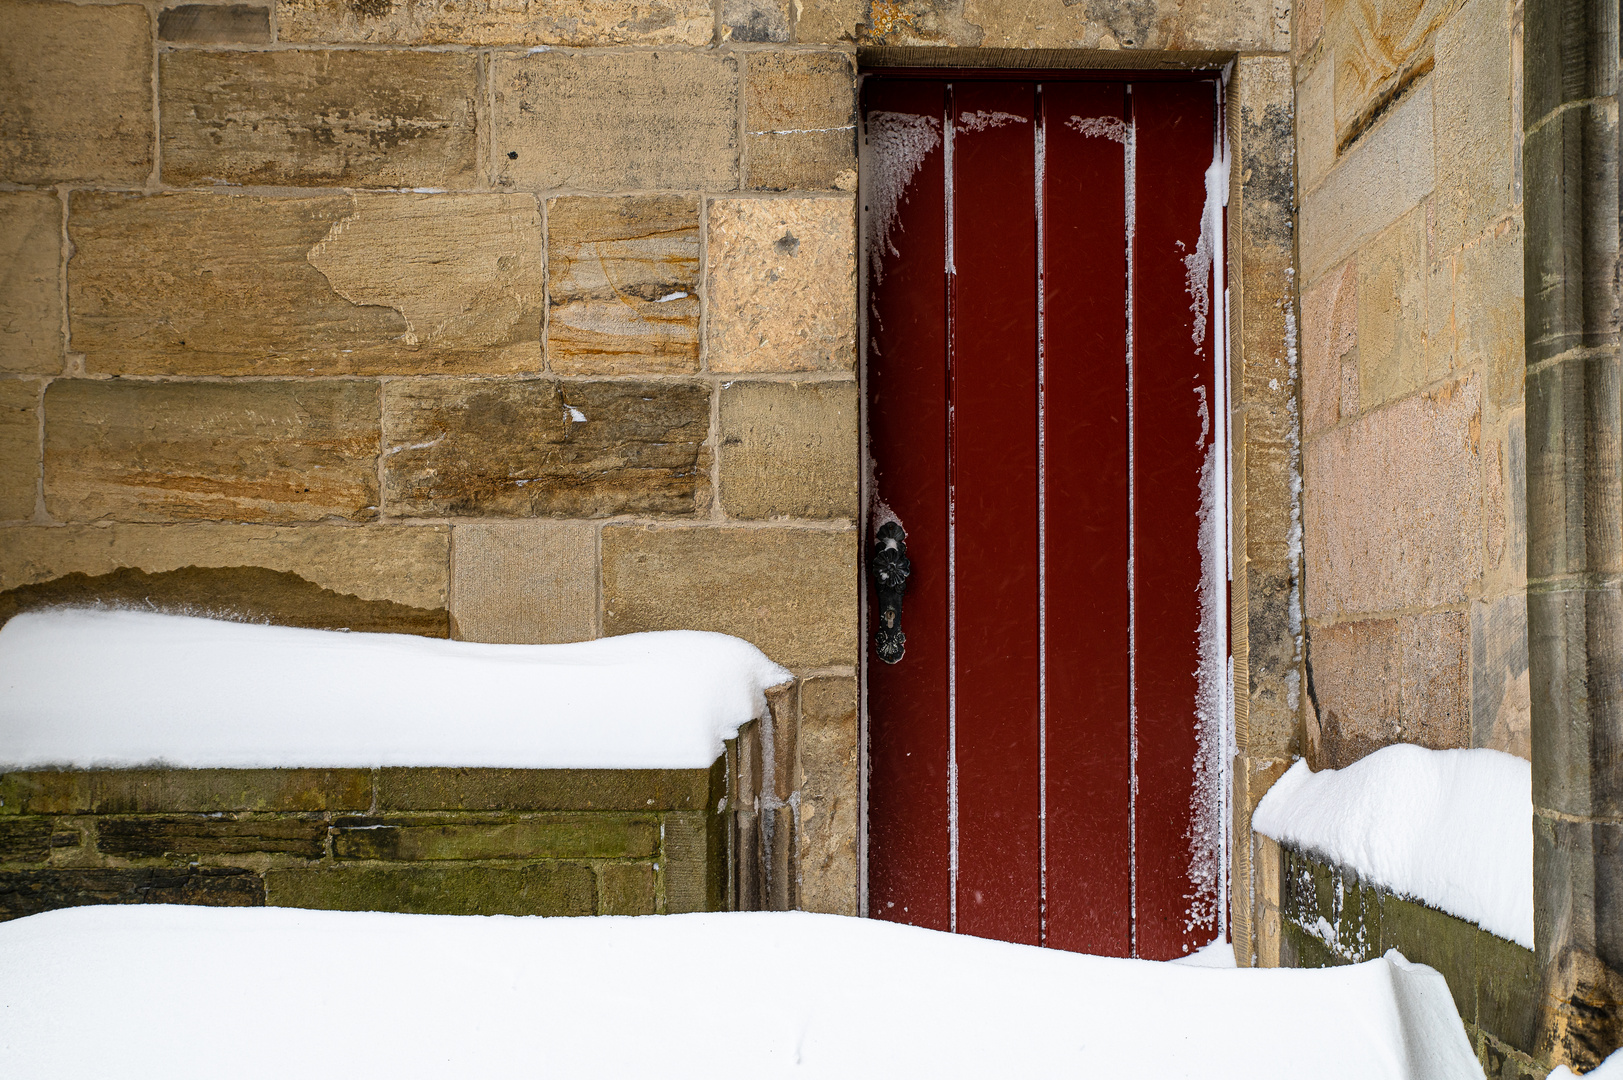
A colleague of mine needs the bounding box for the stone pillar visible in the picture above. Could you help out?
[1524,0,1623,1068]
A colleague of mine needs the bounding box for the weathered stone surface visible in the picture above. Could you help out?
[861,0,1283,49]
[602,526,857,667]
[661,809,722,913]
[1296,53,1335,196]
[1301,260,1358,438]
[0,192,61,374]
[69,192,544,377]
[1356,205,1428,410]
[724,0,791,40]
[0,2,152,184]
[546,196,699,375]
[0,819,51,864]
[0,867,263,921]
[794,0,862,42]
[599,861,656,915]
[1432,0,1515,255]
[1472,594,1531,759]
[1322,0,1449,137]
[382,378,710,518]
[1454,220,1527,409]
[450,522,596,644]
[44,379,381,525]
[797,675,858,915]
[0,769,373,815]
[158,4,272,42]
[96,816,327,859]
[0,523,449,610]
[279,0,712,45]
[1308,611,1471,768]
[494,52,738,191]
[161,50,478,188]
[718,381,859,519]
[0,379,38,522]
[332,815,658,861]
[706,198,856,373]
[1303,375,1482,618]
[1299,81,1434,282]
[265,863,596,916]
[374,765,722,812]
[745,52,856,191]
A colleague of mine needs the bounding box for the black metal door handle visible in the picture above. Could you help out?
[870,521,912,664]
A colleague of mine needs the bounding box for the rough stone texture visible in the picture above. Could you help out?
[44,379,381,525]
[706,198,856,373]
[1454,220,1527,410]
[1473,594,1532,758]
[723,0,791,40]
[745,52,857,191]
[0,380,38,522]
[546,196,700,375]
[1323,0,1449,139]
[450,521,597,644]
[331,815,658,861]
[1303,374,1482,619]
[494,52,738,191]
[0,769,373,815]
[599,861,656,915]
[374,765,723,813]
[1301,259,1358,437]
[1432,0,1516,255]
[160,50,478,188]
[69,192,544,377]
[279,0,713,45]
[1295,53,1335,196]
[1356,205,1429,410]
[1298,80,1435,282]
[1307,611,1471,768]
[266,864,597,916]
[796,675,858,916]
[718,381,859,519]
[0,867,263,921]
[602,526,857,668]
[0,192,61,374]
[382,379,710,518]
[859,0,1285,50]
[96,816,327,859]
[158,4,272,42]
[794,0,862,42]
[0,1,152,184]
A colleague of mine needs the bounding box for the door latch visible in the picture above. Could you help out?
[870,521,912,664]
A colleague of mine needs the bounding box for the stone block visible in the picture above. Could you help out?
[1356,205,1429,411]
[661,810,722,913]
[160,50,478,188]
[69,192,543,377]
[0,2,152,184]
[1255,903,1282,967]
[1472,595,1531,759]
[96,816,328,859]
[43,379,381,525]
[1308,611,1471,767]
[1296,53,1335,196]
[766,681,798,802]
[1476,923,1539,1054]
[1432,0,1515,255]
[0,379,38,522]
[745,52,857,191]
[599,861,657,915]
[1280,920,1349,968]
[279,0,712,46]
[724,0,791,40]
[796,675,858,916]
[0,192,62,374]
[494,52,738,191]
[0,819,51,864]
[266,863,595,916]
[1301,260,1358,437]
[1255,833,1281,909]
[374,765,722,812]
[331,814,658,861]
[706,198,856,373]
[381,378,710,518]
[1299,80,1435,282]
[793,0,862,42]
[1303,374,1482,618]
[450,522,597,644]
[159,4,272,42]
[602,525,858,668]
[1324,0,1449,138]
[1455,220,1526,410]
[0,867,263,921]
[718,381,859,519]
[546,196,700,376]
[1381,894,1481,1021]
[0,769,373,815]
[864,0,1283,50]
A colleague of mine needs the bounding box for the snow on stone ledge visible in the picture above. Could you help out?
[1253,743,1533,949]
[0,609,793,771]
[0,905,1484,1080]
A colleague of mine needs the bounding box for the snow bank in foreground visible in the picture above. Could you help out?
[0,609,792,770]
[0,906,1482,1080]
[1253,744,1532,948]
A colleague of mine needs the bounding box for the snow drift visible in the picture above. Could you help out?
[0,905,1483,1080]
[1252,744,1533,948]
[0,608,792,770]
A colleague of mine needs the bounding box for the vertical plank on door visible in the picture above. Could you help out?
[1129,79,1219,960]
[1040,81,1133,957]
[864,78,953,932]
[950,81,1042,946]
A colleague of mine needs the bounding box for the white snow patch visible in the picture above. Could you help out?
[1253,744,1534,949]
[1166,938,1237,967]
[564,405,587,422]
[655,291,688,302]
[1065,115,1129,143]
[864,111,941,282]
[0,609,792,770]
[0,905,1484,1080]
[956,109,1026,132]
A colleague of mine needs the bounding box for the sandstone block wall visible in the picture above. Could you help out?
[1296,0,1528,771]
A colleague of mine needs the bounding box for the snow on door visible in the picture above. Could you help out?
[862,75,1230,960]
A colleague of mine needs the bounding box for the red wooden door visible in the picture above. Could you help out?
[863,74,1229,960]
